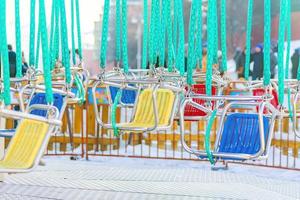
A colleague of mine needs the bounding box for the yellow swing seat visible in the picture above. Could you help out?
[119,88,176,131]
[0,119,50,172]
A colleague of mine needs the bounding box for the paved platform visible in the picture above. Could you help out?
[0,156,299,200]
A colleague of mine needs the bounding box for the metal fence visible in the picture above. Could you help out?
[7,87,297,170]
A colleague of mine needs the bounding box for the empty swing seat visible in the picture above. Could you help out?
[184,84,217,119]
[217,113,269,159]
[0,93,64,138]
[0,119,49,170]
[29,93,64,116]
[120,88,175,129]
[109,86,137,105]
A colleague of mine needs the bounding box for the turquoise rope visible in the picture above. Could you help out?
[141,0,148,69]
[166,0,174,72]
[0,0,11,105]
[112,90,122,137]
[277,0,287,105]
[220,0,227,72]
[263,0,271,86]
[148,0,156,65]
[195,0,203,69]
[15,0,22,77]
[35,22,41,68]
[159,0,167,67]
[205,110,217,165]
[52,1,60,69]
[206,0,215,96]
[71,0,76,65]
[115,0,121,62]
[244,0,253,80]
[122,0,129,73]
[285,0,291,79]
[75,0,82,59]
[59,0,71,84]
[100,0,110,69]
[74,74,85,105]
[49,0,56,69]
[29,0,36,67]
[187,0,199,85]
[39,0,53,103]
[212,1,218,64]
[175,0,185,76]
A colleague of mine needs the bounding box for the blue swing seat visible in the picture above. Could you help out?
[109,86,137,104]
[0,93,64,138]
[217,113,270,160]
[29,93,64,116]
[199,113,270,161]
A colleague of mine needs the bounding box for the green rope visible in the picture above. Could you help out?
[277,0,287,105]
[122,0,129,74]
[0,0,11,105]
[263,0,271,86]
[173,0,178,57]
[49,0,56,69]
[153,0,161,63]
[148,0,156,65]
[100,0,110,69]
[195,0,203,69]
[29,0,36,67]
[112,90,122,137]
[39,0,53,103]
[187,0,199,85]
[206,0,215,96]
[166,0,174,72]
[15,0,22,77]
[71,0,76,65]
[74,74,85,105]
[175,0,185,76]
[52,0,60,69]
[220,0,227,72]
[75,0,82,59]
[285,0,291,79]
[59,0,71,84]
[212,1,218,64]
[159,0,167,67]
[115,0,121,63]
[287,89,293,119]
[244,0,253,80]
[35,22,41,68]
[141,0,148,69]
[205,110,217,165]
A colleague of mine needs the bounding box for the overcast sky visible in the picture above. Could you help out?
[6,0,103,57]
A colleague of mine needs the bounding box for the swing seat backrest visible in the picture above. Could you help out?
[109,86,137,105]
[0,119,49,170]
[29,93,64,117]
[253,88,279,111]
[184,84,217,118]
[218,113,269,157]
[131,89,175,127]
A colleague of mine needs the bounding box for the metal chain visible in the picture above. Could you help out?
[244,0,253,80]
